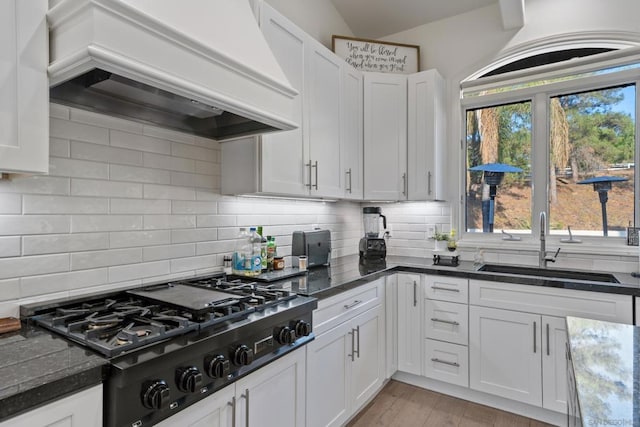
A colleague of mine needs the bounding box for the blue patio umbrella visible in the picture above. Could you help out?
[577,176,628,236]
[469,163,523,232]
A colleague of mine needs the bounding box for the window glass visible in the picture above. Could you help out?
[549,84,636,237]
[465,101,532,234]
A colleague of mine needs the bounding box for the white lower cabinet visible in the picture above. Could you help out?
[158,348,306,427]
[306,279,385,427]
[0,385,102,427]
[396,273,422,375]
[542,315,568,413]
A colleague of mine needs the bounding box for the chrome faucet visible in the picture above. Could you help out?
[539,212,560,268]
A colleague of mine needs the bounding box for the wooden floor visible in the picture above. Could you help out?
[346,380,555,427]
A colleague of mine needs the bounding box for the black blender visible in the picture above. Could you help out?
[359,207,387,259]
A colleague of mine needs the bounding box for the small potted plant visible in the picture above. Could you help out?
[431,228,449,251]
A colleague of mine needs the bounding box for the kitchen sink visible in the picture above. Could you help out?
[478,264,619,283]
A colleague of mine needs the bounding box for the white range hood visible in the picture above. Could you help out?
[47,0,298,141]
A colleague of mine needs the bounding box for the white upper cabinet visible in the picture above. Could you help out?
[0,0,48,174]
[341,66,364,200]
[407,69,446,200]
[363,73,407,201]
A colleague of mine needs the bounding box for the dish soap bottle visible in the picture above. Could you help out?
[266,236,276,271]
[257,226,268,272]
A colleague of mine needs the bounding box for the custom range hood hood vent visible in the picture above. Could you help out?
[48,0,298,141]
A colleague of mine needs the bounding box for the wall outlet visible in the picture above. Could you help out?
[426,225,436,238]
[384,224,393,237]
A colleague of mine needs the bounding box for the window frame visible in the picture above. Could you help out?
[459,51,640,250]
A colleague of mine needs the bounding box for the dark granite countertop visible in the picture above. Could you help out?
[5,254,640,422]
[0,323,107,422]
[566,317,640,426]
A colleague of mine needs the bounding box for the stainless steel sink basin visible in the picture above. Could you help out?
[478,264,619,283]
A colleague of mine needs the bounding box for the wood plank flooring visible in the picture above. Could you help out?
[346,380,555,427]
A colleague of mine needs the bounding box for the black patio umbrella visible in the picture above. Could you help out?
[577,175,628,237]
[469,163,523,232]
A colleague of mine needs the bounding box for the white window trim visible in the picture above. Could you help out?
[458,48,640,256]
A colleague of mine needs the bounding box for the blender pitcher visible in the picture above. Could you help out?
[362,207,386,238]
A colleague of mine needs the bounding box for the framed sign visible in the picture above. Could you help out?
[332,35,420,74]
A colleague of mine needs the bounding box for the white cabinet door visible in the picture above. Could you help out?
[542,315,568,413]
[350,304,385,412]
[363,72,407,201]
[341,66,364,200]
[306,320,352,427]
[236,347,306,427]
[407,69,445,201]
[306,40,343,198]
[156,384,234,427]
[0,0,48,174]
[259,3,308,196]
[396,273,422,375]
[469,306,542,407]
[0,385,102,427]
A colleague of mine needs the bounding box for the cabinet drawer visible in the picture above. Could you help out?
[424,339,469,387]
[425,300,468,345]
[425,276,468,303]
[469,279,632,324]
[314,279,383,335]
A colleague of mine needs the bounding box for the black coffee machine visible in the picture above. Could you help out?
[359,207,387,259]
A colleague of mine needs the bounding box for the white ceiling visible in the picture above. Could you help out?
[330,0,499,39]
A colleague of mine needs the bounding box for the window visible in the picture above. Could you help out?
[462,50,638,242]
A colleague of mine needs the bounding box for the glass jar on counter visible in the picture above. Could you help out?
[273,256,285,270]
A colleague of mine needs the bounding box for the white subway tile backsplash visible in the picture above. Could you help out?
[0,176,70,196]
[196,215,235,228]
[23,233,109,255]
[71,215,143,233]
[50,138,70,157]
[110,130,171,154]
[49,103,70,120]
[50,118,109,145]
[49,157,109,179]
[109,261,171,283]
[195,160,220,176]
[0,215,70,236]
[0,253,69,280]
[143,152,195,173]
[143,215,196,230]
[21,268,109,297]
[0,279,20,302]
[72,178,143,198]
[109,164,171,184]
[143,125,197,145]
[143,244,195,262]
[170,171,217,189]
[171,142,217,162]
[110,199,171,214]
[71,141,144,166]
[70,108,143,134]
[0,194,21,214]
[172,228,218,244]
[23,195,108,215]
[0,237,20,257]
[109,230,171,248]
[72,248,142,270]
[196,240,235,256]
[170,254,217,273]
[172,200,217,215]
[144,184,195,201]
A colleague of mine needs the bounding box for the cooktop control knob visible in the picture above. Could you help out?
[142,380,171,410]
[233,345,254,366]
[176,366,203,393]
[294,320,312,337]
[205,354,230,378]
[276,326,296,345]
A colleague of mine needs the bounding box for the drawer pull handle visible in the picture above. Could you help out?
[413,281,417,307]
[430,318,460,326]
[431,358,460,367]
[546,323,550,356]
[431,286,460,292]
[533,321,537,353]
[344,300,362,310]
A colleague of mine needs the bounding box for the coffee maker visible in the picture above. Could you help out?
[359,207,387,259]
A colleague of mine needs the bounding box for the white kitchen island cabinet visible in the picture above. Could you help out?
[363,73,408,201]
[306,278,386,427]
[0,385,102,427]
[0,0,49,174]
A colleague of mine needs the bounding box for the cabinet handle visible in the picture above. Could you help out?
[346,168,352,193]
[430,318,460,326]
[312,160,319,190]
[546,323,550,356]
[228,396,236,427]
[348,329,355,362]
[241,389,249,427]
[355,325,360,359]
[431,358,460,367]
[413,280,417,307]
[306,161,312,188]
[430,286,459,293]
[428,171,432,195]
[402,173,407,196]
[344,300,362,310]
[533,321,537,353]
